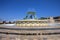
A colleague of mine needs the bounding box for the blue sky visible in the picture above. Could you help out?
[0,0,60,21]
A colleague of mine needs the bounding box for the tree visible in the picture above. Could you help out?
[3,21,6,24]
[39,17,47,20]
[9,21,11,24]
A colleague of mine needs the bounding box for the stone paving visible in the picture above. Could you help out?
[0,24,60,40]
